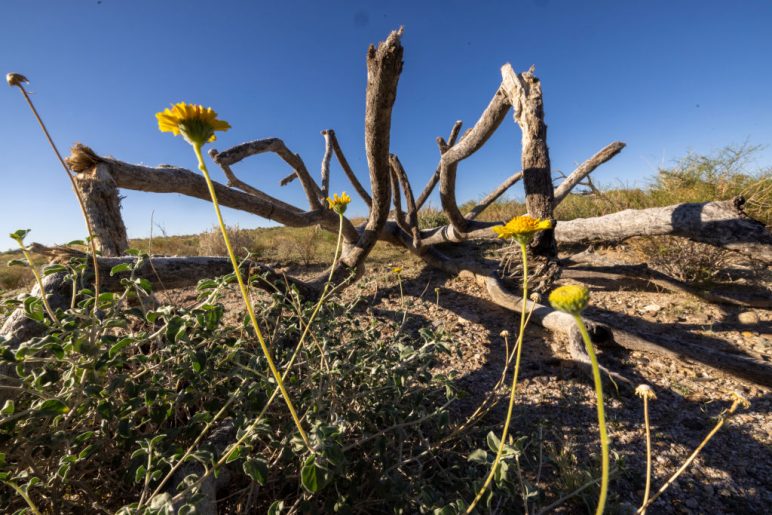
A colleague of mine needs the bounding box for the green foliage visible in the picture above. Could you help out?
[1,254,510,512]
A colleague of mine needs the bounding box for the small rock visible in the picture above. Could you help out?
[685,498,699,509]
[641,304,662,314]
[738,311,759,324]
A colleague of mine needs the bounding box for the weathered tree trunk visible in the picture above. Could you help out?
[501,64,557,259]
[73,162,128,256]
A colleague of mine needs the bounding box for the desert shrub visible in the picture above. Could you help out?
[272,226,335,265]
[417,207,449,229]
[198,224,261,258]
[629,236,734,284]
[2,255,528,513]
[0,263,33,291]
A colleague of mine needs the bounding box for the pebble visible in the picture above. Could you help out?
[738,311,759,324]
[641,304,662,314]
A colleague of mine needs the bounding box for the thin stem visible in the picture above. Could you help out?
[16,245,59,325]
[573,313,609,515]
[13,83,101,310]
[193,143,310,450]
[171,210,347,505]
[397,274,407,330]
[640,397,653,514]
[637,397,745,513]
[2,480,42,515]
[467,242,529,513]
[144,382,244,506]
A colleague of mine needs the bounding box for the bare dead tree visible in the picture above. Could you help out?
[5,29,772,390]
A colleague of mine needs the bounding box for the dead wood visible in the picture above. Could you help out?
[54,28,772,392]
[72,161,129,256]
[327,129,372,207]
[415,120,462,212]
[555,197,772,263]
[553,142,626,204]
[500,64,556,258]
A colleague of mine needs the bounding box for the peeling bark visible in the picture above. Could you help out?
[556,197,772,263]
[73,162,128,256]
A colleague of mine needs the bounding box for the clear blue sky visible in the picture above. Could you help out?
[2,0,771,246]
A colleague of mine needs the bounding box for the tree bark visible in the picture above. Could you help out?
[501,64,557,259]
[73,162,128,256]
[555,197,772,263]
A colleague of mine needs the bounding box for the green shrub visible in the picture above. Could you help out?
[1,255,504,513]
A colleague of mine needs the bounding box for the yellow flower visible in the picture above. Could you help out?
[156,102,231,147]
[492,215,552,244]
[392,266,402,275]
[549,284,590,314]
[326,192,351,215]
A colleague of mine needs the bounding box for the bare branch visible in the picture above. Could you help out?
[280,171,297,187]
[465,170,524,221]
[320,130,333,198]
[415,120,463,211]
[389,154,421,248]
[208,148,307,217]
[389,165,406,229]
[71,147,359,243]
[553,141,626,204]
[337,27,403,274]
[327,130,372,207]
[439,86,511,231]
[214,138,323,210]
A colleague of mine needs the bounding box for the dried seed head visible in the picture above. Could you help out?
[6,72,29,87]
[730,390,750,410]
[500,330,510,338]
[635,384,657,400]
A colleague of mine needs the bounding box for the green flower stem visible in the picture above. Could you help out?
[192,143,310,450]
[467,241,529,513]
[170,211,347,506]
[12,81,101,310]
[637,396,746,513]
[16,244,58,325]
[2,480,41,515]
[641,396,653,514]
[397,273,407,329]
[573,313,609,515]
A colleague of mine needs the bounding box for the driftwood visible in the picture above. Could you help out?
[5,28,770,392]
[556,196,772,264]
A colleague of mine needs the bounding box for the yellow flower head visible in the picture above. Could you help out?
[635,384,657,400]
[156,102,231,147]
[326,192,351,215]
[392,266,402,275]
[549,284,590,314]
[492,215,552,244]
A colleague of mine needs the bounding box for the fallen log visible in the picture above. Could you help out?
[555,197,772,263]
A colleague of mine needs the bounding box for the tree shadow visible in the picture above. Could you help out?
[356,263,771,513]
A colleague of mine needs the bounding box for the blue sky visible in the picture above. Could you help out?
[2,0,771,246]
